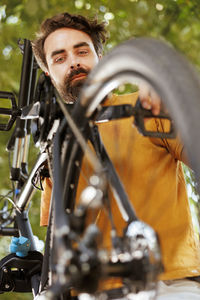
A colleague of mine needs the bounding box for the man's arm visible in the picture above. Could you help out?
[139,84,191,166]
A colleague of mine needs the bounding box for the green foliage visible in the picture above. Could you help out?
[183,164,200,235]
[1,0,200,92]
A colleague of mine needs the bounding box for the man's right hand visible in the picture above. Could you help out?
[139,83,161,116]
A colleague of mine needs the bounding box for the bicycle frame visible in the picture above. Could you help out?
[0,38,184,299]
[0,40,44,296]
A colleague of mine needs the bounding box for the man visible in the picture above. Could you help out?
[32,12,200,299]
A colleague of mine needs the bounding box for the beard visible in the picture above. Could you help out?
[53,67,89,103]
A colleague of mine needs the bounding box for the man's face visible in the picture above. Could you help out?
[44,27,100,103]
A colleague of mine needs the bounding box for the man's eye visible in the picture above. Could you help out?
[55,57,65,63]
[78,50,88,55]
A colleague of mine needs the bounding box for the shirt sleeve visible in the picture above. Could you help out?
[148,118,186,163]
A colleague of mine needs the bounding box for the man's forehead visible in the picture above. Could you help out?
[44,27,94,55]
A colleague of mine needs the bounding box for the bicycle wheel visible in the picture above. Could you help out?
[78,37,200,180]
[51,38,200,298]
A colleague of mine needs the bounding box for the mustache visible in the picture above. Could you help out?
[65,67,89,85]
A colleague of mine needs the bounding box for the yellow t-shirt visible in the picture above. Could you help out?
[41,92,200,287]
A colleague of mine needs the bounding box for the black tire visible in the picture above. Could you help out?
[78,37,200,183]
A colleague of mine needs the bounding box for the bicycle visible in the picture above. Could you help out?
[0,37,200,300]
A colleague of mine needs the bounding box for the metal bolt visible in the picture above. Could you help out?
[5,284,10,289]
[3,268,8,273]
[69,264,78,274]
[90,175,100,186]
[82,262,90,273]
[75,160,80,167]
[89,121,93,127]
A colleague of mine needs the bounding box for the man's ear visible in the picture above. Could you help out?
[98,54,102,60]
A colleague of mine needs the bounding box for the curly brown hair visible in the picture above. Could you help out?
[32,12,107,72]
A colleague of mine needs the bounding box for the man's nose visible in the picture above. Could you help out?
[69,55,81,69]
[70,63,80,69]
